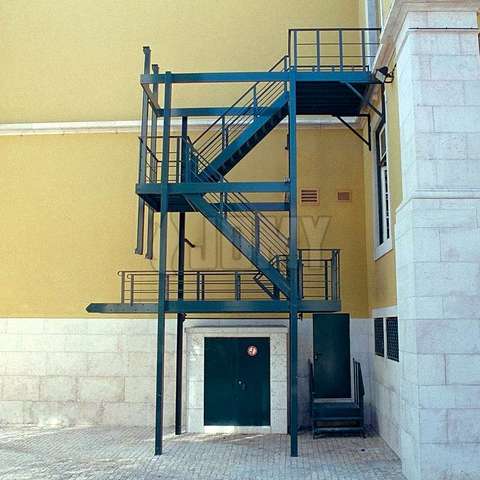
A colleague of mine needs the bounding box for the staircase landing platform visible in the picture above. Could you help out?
[87,299,341,314]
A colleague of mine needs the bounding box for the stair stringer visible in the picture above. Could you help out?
[198,92,289,180]
[184,193,291,297]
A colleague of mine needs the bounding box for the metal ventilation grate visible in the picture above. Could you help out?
[300,188,319,205]
[386,317,399,362]
[374,318,384,357]
[337,190,352,202]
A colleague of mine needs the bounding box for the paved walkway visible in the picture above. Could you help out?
[0,426,405,480]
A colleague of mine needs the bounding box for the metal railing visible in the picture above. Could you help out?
[289,28,380,72]
[192,56,289,167]
[140,135,184,184]
[298,249,340,299]
[117,248,340,304]
[184,139,290,263]
[137,28,380,185]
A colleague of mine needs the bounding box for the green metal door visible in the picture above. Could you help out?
[204,337,270,426]
[313,313,351,398]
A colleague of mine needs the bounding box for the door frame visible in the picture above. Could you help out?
[312,313,351,399]
[185,325,288,434]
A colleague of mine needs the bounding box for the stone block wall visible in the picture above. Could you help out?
[0,316,373,434]
[369,308,401,456]
[393,6,480,479]
[0,318,176,428]
[297,316,373,428]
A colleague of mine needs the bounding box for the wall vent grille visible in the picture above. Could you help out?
[337,190,352,202]
[374,318,384,357]
[300,188,319,205]
[386,317,399,362]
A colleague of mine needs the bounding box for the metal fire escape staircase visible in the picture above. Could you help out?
[87,27,385,314]
[86,28,383,457]
[180,68,291,299]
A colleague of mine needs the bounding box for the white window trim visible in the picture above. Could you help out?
[372,111,393,261]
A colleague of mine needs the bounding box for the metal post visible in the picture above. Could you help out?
[235,272,241,300]
[273,256,280,299]
[155,71,172,456]
[293,30,298,70]
[221,116,226,150]
[254,213,260,252]
[135,46,151,255]
[298,254,303,298]
[146,64,159,260]
[338,30,344,71]
[120,271,126,304]
[288,70,299,457]
[333,250,340,301]
[324,259,329,300]
[175,116,188,436]
[361,30,366,71]
[130,274,135,306]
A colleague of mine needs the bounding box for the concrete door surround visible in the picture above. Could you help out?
[185,325,288,434]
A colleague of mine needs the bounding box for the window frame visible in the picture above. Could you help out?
[372,115,393,260]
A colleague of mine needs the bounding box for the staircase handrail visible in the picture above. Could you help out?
[192,56,289,163]
[185,139,290,260]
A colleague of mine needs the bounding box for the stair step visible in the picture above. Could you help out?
[313,426,365,437]
[313,406,361,416]
[313,416,362,422]
[202,92,289,177]
[314,426,364,431]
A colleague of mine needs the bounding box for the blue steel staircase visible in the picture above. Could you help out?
[309,358,366,437]
[88,27,381,315]
[87,27,381,458]
[183,140,291,297]
[193,57,289,179]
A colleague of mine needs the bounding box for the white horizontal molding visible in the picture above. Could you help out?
[396,188,480,214]
[0,116,359,137]
[372,305,397,318]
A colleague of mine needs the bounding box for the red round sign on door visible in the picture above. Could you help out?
[247,345,258,357]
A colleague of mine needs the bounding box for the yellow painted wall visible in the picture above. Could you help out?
[0,0,376,318]
[362,55,402,312]
[0,128,369,318]
[1,0,363,123]
[381,0,395,24]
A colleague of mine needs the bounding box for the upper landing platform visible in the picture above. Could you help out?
[141,28,382,119]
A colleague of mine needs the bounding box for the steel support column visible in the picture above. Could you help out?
[155,71,172,456]
[146,64,159,260]
[135,46,151,255]
[175,116,188,435]
[288,72,299,458]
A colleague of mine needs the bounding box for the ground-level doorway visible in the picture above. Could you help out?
[313,313,351,398]
[185,325,288,434]
[204,337,270,426]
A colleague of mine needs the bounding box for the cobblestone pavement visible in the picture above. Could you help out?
[0,426,405,480]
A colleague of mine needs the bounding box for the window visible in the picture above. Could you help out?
[374,318,384,357]
[386,317,399,362]
[374,121,392,255]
